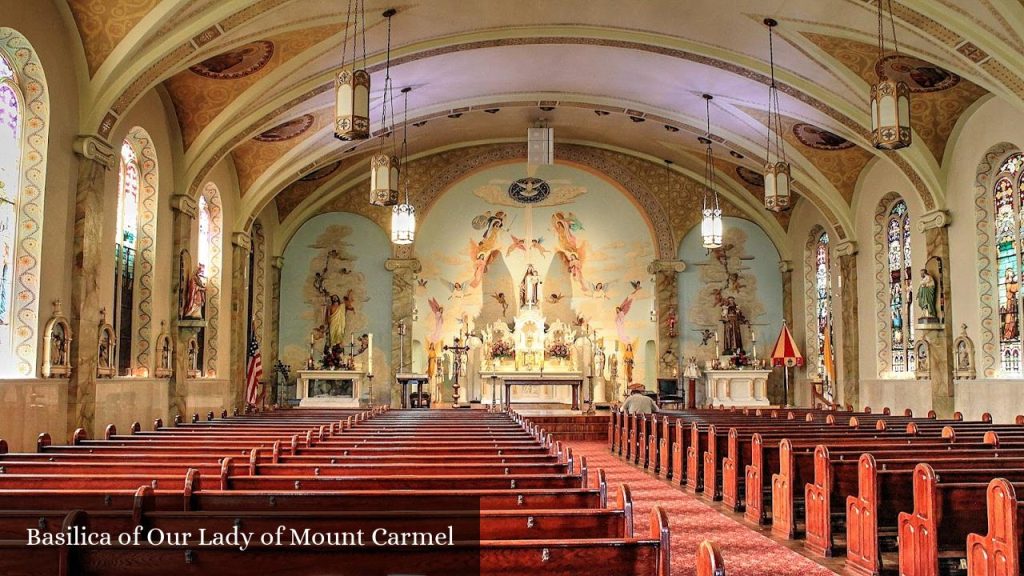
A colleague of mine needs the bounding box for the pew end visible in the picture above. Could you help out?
[966,478,1020,576]
[650,506,671,576]
[104,424,116,440]
[696,540,726,576]
[616,483,635,537]
[71,428,87,445]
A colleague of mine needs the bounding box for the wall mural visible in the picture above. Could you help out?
[278,214,392,401]
[677,218,783,400]
[413,163,657,402]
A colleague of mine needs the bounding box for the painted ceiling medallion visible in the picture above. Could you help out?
[793,123,855,151]
[255,114,315,142]
[736,166,765,188]
[189,41,275,80]
[300,160,342,181]
[874,54,960,93]
[508,177,551,204]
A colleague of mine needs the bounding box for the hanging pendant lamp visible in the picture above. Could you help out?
[391,87,416,245]
[870,0,911,150]
[334,0,371,140]
[763,18,792,212]
[369,9,400,207]
[701,94,723,249]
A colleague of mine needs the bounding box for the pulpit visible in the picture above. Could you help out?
[703,369,771,407]
[296,370,365,407]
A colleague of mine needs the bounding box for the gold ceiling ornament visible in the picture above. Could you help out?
[334,0,371,141]
[391,87,416,245]
[763,18,792,213]
[369,9,400,207]
[870,0,911,150]
[701,94,723,249]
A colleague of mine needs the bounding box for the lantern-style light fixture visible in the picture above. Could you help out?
[870,0,911,150]
[528,124,554,166]
[334,0,371,140]
[391,87,416,245]
[763,18,791,212]
[701,94,723,249]
[369,9,400,207]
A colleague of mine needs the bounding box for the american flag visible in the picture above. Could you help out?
[245,331,264,408]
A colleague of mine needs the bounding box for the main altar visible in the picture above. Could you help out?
[704,368,771,407]
[296,370,366,407]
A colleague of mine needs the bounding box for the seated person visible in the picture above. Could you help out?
[622,383,658,414]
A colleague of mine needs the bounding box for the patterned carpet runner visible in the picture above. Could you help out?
[570,441,837,576]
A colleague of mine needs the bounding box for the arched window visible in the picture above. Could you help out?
[0,31,49,378]
[113,140,139,375]
[995,153,1024,373]
[196,183,222,376]
[813,231,834,378]
[887,199,915,372]
[0,52,21,371]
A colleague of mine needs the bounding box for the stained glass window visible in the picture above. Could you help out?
[113,140,140,375]
[0,54,21,366]
[814,232,834,378]
[996,153,1024,373]
[887,200,914,372]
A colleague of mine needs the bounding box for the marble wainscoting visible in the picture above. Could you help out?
[182,378,232,421]
[859,378,934,415]
[94,378,171,439]
[954,379,1024,423]
[0,378,69,451]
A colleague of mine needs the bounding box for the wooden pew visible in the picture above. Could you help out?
[966,478,1022,576]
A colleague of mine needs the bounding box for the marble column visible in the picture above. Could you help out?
[776,260,794,405]
[267,256,284,405]
[919,210,955,418]
[835,241,860,410]
[647,259,686,378]
[169,194,200,421]
[229,232,252,409]
[384,257,421,407]
[67,135,115,440]
[779,260,794,328]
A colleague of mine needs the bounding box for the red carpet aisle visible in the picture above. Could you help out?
[571,442,837,576]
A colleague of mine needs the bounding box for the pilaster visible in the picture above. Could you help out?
[67,135,114,440]
[267,256,285,405]
[647,259,686,377]
[919,211,955,418]
[385,257,421,407]
[169,194,198,420]
[230,232,252,409]
[835,240,859,409]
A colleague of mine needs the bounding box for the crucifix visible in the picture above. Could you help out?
[444,337,471,408]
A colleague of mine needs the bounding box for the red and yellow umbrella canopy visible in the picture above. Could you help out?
[771,323,804,368]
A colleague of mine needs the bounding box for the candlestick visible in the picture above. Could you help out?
[367,333,373,376]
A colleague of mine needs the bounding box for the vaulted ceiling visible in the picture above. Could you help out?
[61,0,1024,237]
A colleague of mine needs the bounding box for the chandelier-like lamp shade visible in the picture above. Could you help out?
[391,202,416,244]
[871,0,911,150]
[763,18,792,212]
[528,126,554,166]
[333,0,371,140]
[870,78,911,149]
[369,8,400,207]
[335,68,370,140]
[701,93,723,249]
[391,87,416,244]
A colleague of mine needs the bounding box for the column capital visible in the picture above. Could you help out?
[834,240,858,257]
[918,210,951,232]
[231,232,252,251]
[385,258,421,274]
[778,259,793,273]
[647,259,686,274]
[271,256,285,270]
[73,135,115,169]
[170,194,198,218]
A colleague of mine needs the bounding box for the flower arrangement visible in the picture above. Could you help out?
[547,342,571,359]
[490,340,514,359]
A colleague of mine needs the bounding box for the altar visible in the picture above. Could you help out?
[482,371,584,410]
[296,370,365,407]
[704,369,771,407]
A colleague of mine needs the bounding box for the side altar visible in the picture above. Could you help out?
[296,370,366,407]
[704,369,770,407]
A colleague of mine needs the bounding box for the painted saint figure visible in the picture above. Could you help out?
[325,294,345,347]
[181,264,207,319]
[721,296,746,355]
[1003,268,1019,341]
[916,269,938,320]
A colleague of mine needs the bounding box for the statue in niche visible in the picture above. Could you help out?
[623,343,635,383]
[593,340,605,377]
[720,296,747,355]
[665,306,679,338]
[187,339,199,375]
[957,341,970,369]
[519,264,541,308]
[181,264,207,319]
[52,328,67,367]
[916,269,938,321]
[98,333,111,369]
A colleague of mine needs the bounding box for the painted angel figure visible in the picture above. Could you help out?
[506,235,526,257]
[427,297,445,343]
[614,292,635,343]
[589,281,612,299]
